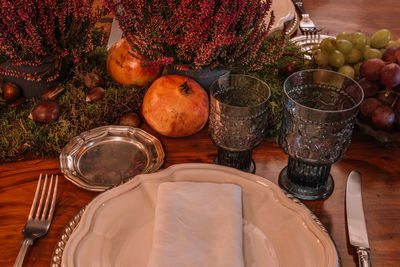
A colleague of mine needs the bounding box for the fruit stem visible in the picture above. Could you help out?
[391,95,399,108]
[385,87,391,97]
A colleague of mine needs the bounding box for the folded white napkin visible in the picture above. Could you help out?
[147,182,244,267]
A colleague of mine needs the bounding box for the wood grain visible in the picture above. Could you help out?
[1,1,400,266]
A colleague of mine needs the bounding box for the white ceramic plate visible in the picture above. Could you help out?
[61,163,339,267]
[266,0,296,32]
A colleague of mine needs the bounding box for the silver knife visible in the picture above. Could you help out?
[346,170,372,267]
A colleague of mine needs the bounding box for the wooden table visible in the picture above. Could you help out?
[1,1,400,266]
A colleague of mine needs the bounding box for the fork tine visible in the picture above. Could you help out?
[41,175,54,220]
[28,174,42,219]
[35,174,48,219]
[48,175,58,221]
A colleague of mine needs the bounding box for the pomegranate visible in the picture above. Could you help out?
[106,38,162,86]
[142,75,209,137]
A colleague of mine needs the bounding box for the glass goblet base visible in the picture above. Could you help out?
[213,148,256,173]
[278,158,334,200]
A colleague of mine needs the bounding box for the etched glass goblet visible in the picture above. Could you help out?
[209,74,271,173]
[278,69,364,200]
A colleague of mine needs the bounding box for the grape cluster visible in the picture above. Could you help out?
[359,56,400,130]
[313,29,400,79]
[312,29,400,132]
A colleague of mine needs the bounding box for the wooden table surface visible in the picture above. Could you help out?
[1,1,400,266]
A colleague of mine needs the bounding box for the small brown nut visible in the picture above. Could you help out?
[84,72,105,89]
[41,85,64,100]
[2,82,21,102]
[86,87,105,102]
[278,61,298,77]
[118,112,142,127]
[28,101,60,123]
[7,97,27,108]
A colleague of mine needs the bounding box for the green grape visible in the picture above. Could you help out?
[338,65,355,79]
[328,50,345,67]
[336,39,353,55]
[370,29,392,48]
[350,32,367,51]
[336,32,352,41]
[313,49,329,66]
[345,48,362,64]
[320,38,337,53]
[353,62,363,77]
[311,44,320,52]
[385,40,398,48]
[363,48,383,60]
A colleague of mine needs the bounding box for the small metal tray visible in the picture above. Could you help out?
[60,126,164,191]
[291,34,331,58]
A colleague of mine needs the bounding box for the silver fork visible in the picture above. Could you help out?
[14,174,59,267]
[292,0,320,35]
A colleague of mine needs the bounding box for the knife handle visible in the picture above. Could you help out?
[357,247,371,267]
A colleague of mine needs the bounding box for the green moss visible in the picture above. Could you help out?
[251,33,312,139]
[0,33,309,161]
[0,45,146,161]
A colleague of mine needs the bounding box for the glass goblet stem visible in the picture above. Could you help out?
[279,157,334,200]
[287,157,331,188]
[217,148,253,173]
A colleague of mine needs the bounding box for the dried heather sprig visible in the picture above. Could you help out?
[0,0,101,82]
[103,0,285,71]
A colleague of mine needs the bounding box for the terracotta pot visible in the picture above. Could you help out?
[164,66,229,91]
[1,60,67,98]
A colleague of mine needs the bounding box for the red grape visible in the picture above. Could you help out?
[371,105,395,129]
[361,58,385,81]
[360,98,382,120]
[382,46,400,63]
[395,49,400,64]
[358,78,380,97]
[376,91,397,106]
[380,63,400,88]
[395,111,400,128]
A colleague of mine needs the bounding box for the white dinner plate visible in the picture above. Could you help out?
[267,0,296,32]
[59,163,339,267]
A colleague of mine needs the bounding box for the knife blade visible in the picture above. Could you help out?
[346,170,371,267]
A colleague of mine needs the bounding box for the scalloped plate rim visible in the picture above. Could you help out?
[61,163,339,267]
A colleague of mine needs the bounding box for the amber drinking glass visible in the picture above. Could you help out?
[278,69,364,200]
[209,74,271,173]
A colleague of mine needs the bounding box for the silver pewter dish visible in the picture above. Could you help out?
[59,126,164,191]
[291,34,331,58]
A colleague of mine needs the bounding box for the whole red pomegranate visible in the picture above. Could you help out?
[142,75,209,137]
[106,38,162,86]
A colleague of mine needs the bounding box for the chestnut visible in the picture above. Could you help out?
[2,82,21,103]
[84,72,105,89]
[86,87,105,102]
[118,112,142,127]
[28,101,60,123]
[41,86,64,100]
[8,97,27,108]
[278,61,298,77]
